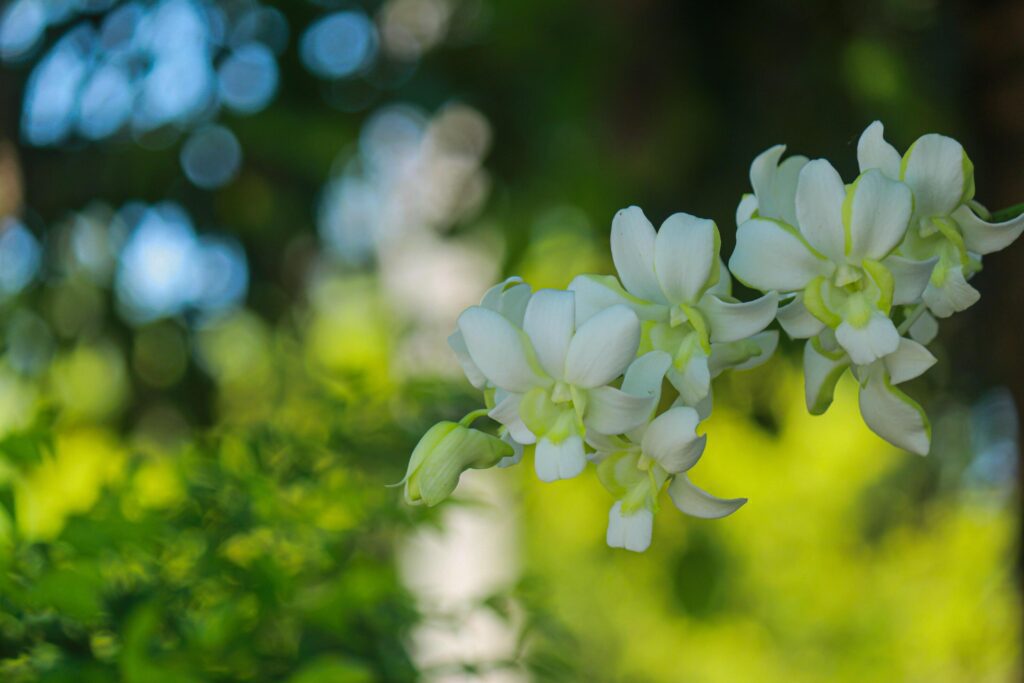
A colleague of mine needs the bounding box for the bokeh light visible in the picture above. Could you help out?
[300,11,377,79]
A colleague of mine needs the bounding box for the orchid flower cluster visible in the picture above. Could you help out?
[399,121,1024,552]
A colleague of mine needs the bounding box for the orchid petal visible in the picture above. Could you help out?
[481,276,532,325]
[585,386,657,435]
[667,351,711,406]
[497,432,524,468]
[458,306,550,393]
[795,159,847,261]
[668,474,746,519]
[902,133,968,219]
[884,338,936,385]
[952,204,1024,255]
[621,351,672,399]
[568,273,668,325]
[448,330,487,389]
[564,305,640,388]
[884,255,937,305]
[730,218,832,292]
[909,310,939,345]
[699,292,778,343]
[846,169,913,261]
[777,294,826,339]
[534,434,586,482]
[859,369,931,456]
[611,206,664,302]
[923,266,980,318]
[856,121,901,177]
[606,501,653,552]
[642,406,705,474]
[803,337,849,415]
[709,330,779,376]
[654,213,719,305]
[489,391,536,444]
[523,289,575,379]
[835,312,900,366]
[750,145,807,225]
[736,193,758,225]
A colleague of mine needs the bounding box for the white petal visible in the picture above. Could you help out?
[952,204,1024,255]
[568,274,667,325]
[846,169,913,261]
[668,474,746,519]
[497,432,524,468]
[641,406,705,474]
[858,369,931,455]
[448,330,487,389]
[699,292,778,343]
[777,294,825,339]
[488,392,536,444]
[803,338,850,415]
[730,218,832,291]
[667,351,711,406]
[654,213,718,305]
[749,145,808,225]
[481,276,531,325]
[523,289,575,379]
[736,193,758,225]
[458,306,550,393]
[909,310,939,345]
[922,266,979,318]
[884,255,937,305]
[706,261,732,298]
[621,351,672,398]
[835,312,900,366]
[857,121,901,177]
[692,389,714,421]
[563,305,640,388]
[884,337,936,385]
[710,330,779,376]
[534,434,586,482]
[902,134,967,219]
[606,501,653,552]
[585,386,656,435]
[795,159,847,261]
[611,206,664,302]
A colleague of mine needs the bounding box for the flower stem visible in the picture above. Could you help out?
[990,202,1024,223]
[459,408,491,428]
[897,303,927,336]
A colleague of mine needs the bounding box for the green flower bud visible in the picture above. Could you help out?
[403,422,513,507]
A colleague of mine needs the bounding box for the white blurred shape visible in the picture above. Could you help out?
[379,0,450,61]
[22,26,93,146]
[78,60,134,139]
[218,42,278,114]
[0,0,47,62]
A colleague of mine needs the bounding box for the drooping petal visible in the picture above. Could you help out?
[884,255,937,305]
[856,121,901,177]
[858,369,931,456]
[448,330,487,389]
[846,169,913,261]
[668,474,747,519]
[709,330,779,376]
[641,406,705,474]
[909,310,939,345]
[795,159,847,262]
[777,294,825,339]
[611,206,664,302]
[951,204,1024,255]
[736,193,758,225]
[489,391,536,444]
[730,218,832,292]
[667,351,711,406]
[699,292,778,343]
[585,386,657,435]
[922,266,980,318]
[534,434,586,482]
[621,351,672,399]
[458,306,551,393]
[654,213,719,305]
[803,337,849,415]
[523,289,575,379]
[835,312,900,366]
[884,338,937,385]
[568,274,668,325]
[606,501,653,552]
[902,133,968,220]
[564,305,640,388]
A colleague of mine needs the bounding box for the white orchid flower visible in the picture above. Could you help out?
[457,289,659,482]
[803,328,937,455]
[590,404,746,552]
[857,121,1024,318]
[570,207,778,406]
[730,155,926,366]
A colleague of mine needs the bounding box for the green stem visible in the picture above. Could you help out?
[989,202,1024,223]
[897,303,927,336]
[458,408,491,428]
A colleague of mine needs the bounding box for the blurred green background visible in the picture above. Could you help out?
[0,0,1020,681]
